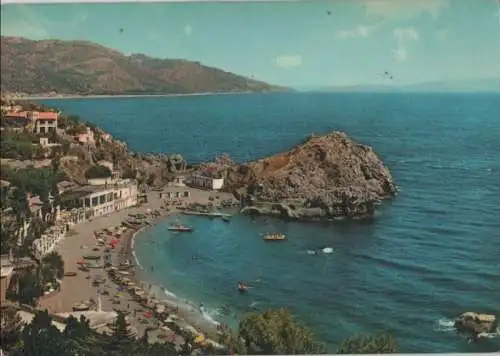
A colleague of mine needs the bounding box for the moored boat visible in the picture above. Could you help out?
[237,282,249,293]
[263,233,287,241]
[168,223,193,232]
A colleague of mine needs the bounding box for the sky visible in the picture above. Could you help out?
[1,0,500,88]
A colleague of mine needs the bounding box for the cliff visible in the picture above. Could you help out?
[0,36,288,96]
[219,132,397,220]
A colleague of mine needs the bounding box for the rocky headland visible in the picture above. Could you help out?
[454,312,499,341]
[198,131,398,220]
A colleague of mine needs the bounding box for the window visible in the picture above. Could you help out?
[99,195,106,204]
[91,197,98,206]
[85,198,90,207]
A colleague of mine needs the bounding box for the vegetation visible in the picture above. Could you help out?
[0,306,400,356]
[66,122,88,136]
[85,165,112,179]
[0,165,65,203]
[1,36,286,95]
[337,334,399,354]
[236,308,326,354]
[0,129,38,160]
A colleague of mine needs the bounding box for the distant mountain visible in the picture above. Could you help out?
[299,79,500,93]
[0,36,288,96]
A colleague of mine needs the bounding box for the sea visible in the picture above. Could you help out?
[42,92,500,353]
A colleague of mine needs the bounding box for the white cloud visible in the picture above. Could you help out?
[337,25,375,40]
[392,27,419,62]
[275,55,303,69]
[184,24,193,36]
[393,27,420,41]
[392,47,408,62]
[360,0,450,20]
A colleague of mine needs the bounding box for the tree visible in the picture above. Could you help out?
[238,308,326,354]
[21,309,68,356]
[85,165,112,179]
[104,311,136,355]
[11,268,42,306]
[337,333,399,354]
[42,251,65,280]
[0,305,23,350]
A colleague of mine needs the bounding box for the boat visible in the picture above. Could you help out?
[222,216,231,222]
[64,271,78,277]
[168,223,193,232]
[263,233,287,241]
[82,254,101,260]
[72,302,91,311]
[237,282,249,293]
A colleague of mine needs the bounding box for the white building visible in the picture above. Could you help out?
[32,180,138,260]
[189,175,224,191]
[60,180,138,219]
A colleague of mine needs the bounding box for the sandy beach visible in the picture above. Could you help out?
[39,185,237,344]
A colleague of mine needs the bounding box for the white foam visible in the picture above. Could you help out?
[200,306,221,326]
[434,318,456,332]
[163,288,177,298]
[322,247,334,254]
[132,250,143,270]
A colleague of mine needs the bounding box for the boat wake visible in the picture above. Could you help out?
[434,318,455,332]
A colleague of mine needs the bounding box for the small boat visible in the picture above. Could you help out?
[64,271,77,277]
[82,254,101,260]
[72,302,91,311]
[263,233,287,242]
[168,223,193,232]
[238,282,249,293]
[222,216,231,222]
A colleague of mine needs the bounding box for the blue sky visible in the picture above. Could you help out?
[1,0,500,88]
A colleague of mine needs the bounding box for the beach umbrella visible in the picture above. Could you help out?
[194,335,205,344]
[144,312,153,318]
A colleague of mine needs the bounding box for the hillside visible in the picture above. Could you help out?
[0,36,287,96]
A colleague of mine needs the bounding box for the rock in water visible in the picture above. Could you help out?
[224,131,398,220]
[454,312,498,339]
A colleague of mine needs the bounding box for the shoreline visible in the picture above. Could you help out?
[129,211,226,340]
[42,187,237,345]
[8,90,283,101]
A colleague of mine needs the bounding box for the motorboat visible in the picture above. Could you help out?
[238,282,249,293]
[168,223,193,232]
[263,233,287,242]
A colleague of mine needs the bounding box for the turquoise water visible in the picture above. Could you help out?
[43,92,500,353]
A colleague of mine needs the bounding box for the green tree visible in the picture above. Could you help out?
[337,333,399,354]
[21,309,69,356]
[42,251,65,280]
[15,268,42,306]
[85,165,112,179]
[104,311,136,355]
[238,308,326,355]
[0,305,23,350]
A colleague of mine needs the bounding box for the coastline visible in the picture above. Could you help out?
[41,186,237,345]
[8,90,285,101]
[129,217,223,339]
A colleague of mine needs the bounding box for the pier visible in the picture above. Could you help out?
[181,211,231,218]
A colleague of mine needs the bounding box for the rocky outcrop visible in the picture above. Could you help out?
[222,131,397,220]
[455,312,499,340]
